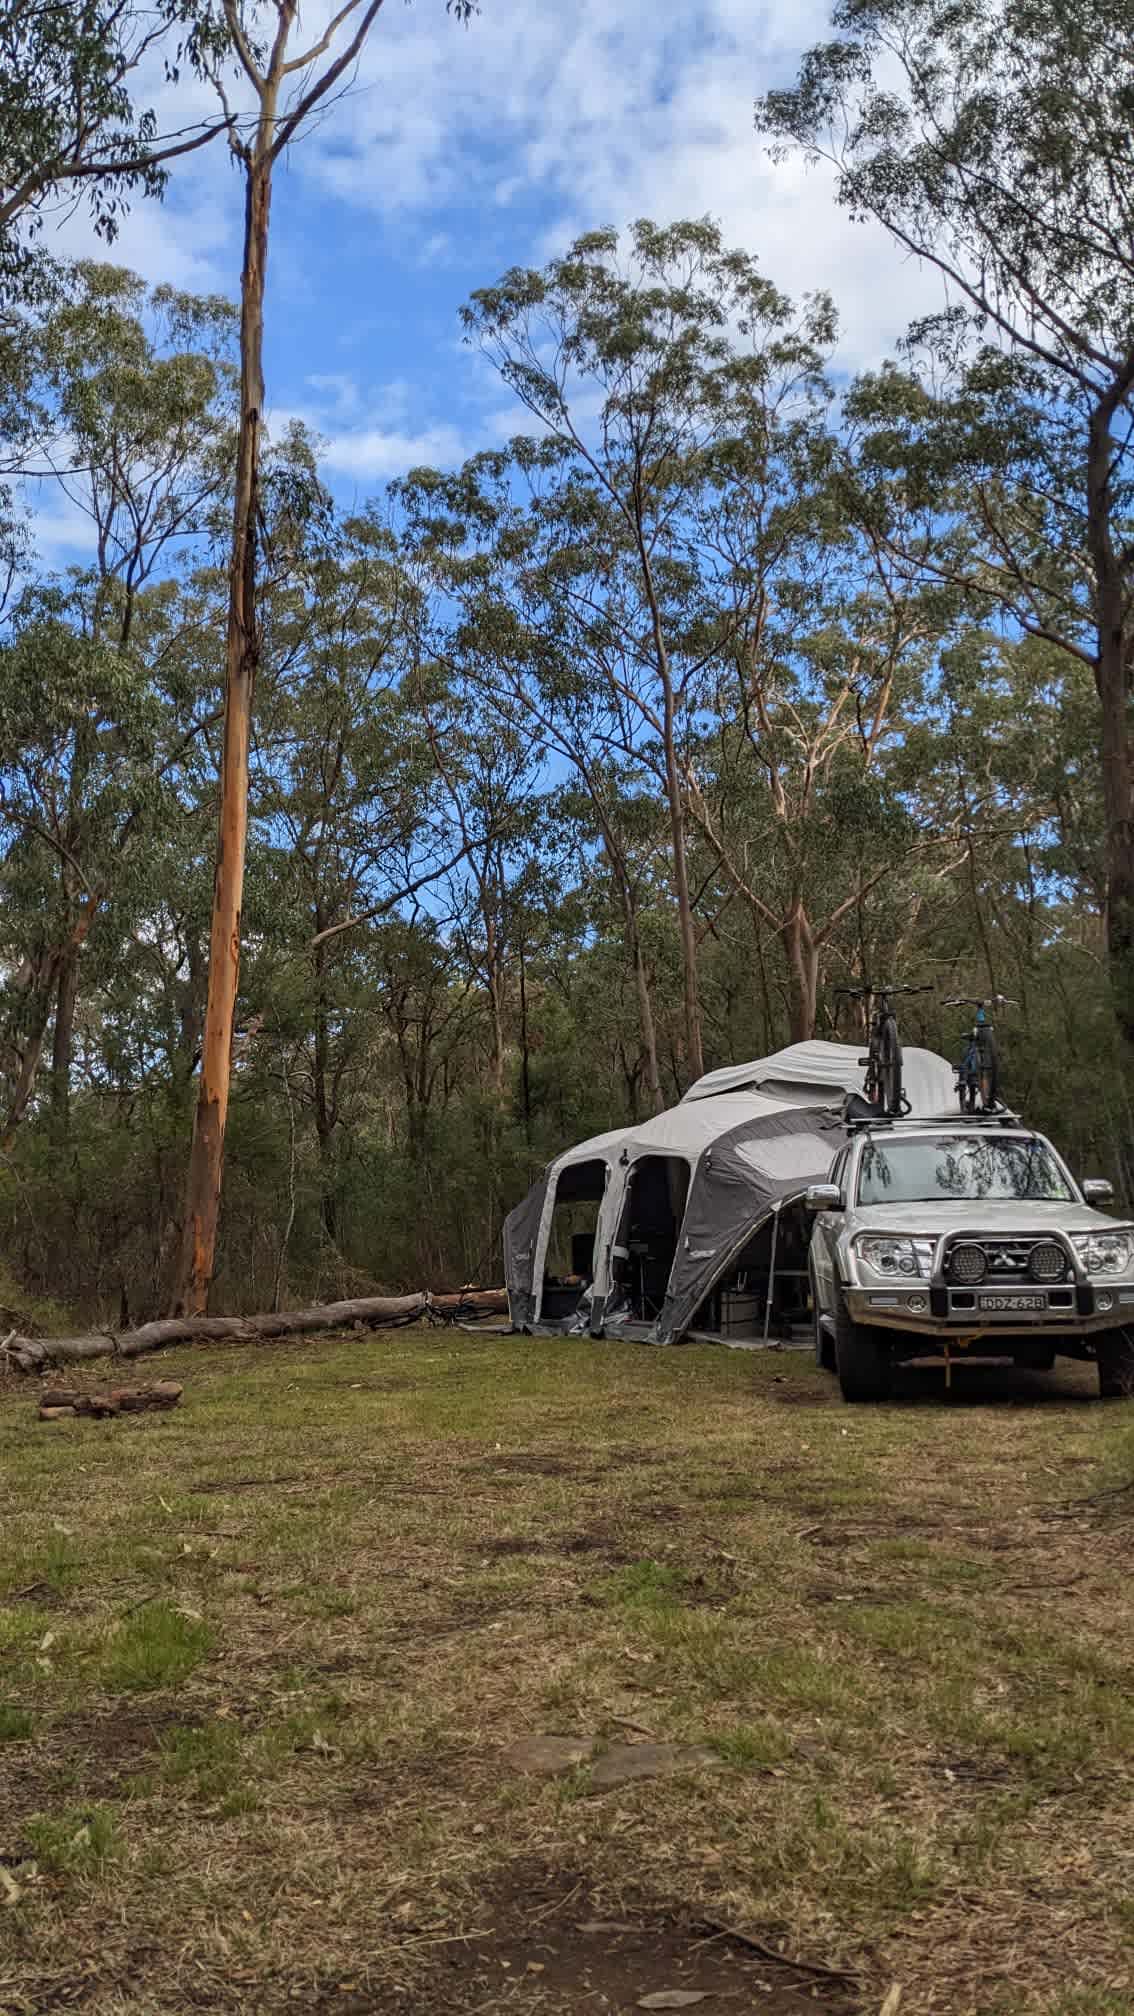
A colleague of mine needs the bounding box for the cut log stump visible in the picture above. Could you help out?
[38,1381,184,1421]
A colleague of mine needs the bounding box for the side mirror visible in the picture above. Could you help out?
[1082,1177,1114,1204]
[805,1184,843,1213]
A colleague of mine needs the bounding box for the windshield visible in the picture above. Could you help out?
[857,1136,1075,1206]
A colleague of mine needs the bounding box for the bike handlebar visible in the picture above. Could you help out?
[835,982,934,999]
[943,995,1019,1008]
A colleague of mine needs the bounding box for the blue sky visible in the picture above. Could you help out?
[45,0,949,544]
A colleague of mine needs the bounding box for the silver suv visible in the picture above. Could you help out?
[806,1117,1134,1401]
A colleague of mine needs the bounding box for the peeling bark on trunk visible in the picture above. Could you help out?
[173,154,272,1316]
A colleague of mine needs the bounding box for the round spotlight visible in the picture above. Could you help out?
[948,1242,986,1286]
[1028,1241,1066,1284]
[907,1294,928,1314]
[1097,1291,1115,1313]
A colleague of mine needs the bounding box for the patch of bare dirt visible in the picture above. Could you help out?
[473,1529,632,1564]
[1,1704,197,1834]
[474,1448,668,1483]
[336,1860,861,2014]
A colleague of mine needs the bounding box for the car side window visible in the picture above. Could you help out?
[829,1149,848,1200]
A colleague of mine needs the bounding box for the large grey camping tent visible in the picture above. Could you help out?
[503,1040,955,1346]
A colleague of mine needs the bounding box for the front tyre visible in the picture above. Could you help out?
[1097,1327,1134,1398]
[834,1286,892,1402]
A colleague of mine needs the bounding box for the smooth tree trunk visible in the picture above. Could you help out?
[636,533,704,1083]
[782,903,819,1045]
[665,761,703,1082]
[312,935,338,1244]
[484,908,506,1096]
[50,947,79,1129]
[615,886,663,1116]
[174,150,273,1315]
[518,937,532,1143]
[1,897,99,1147]
[1087,398,1134,1047]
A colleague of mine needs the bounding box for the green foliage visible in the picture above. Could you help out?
[0,3,224,307]
[24,1803,120,1873]
[0,199,1125,1323]
[100,1601,214,1693]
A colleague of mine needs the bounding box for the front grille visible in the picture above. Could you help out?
[944,1236,1069,1283]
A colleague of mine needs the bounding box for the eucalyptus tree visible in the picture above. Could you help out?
[758,0,1134,1042]
[0,0,228,306]
[679,490,952,1039]
[0,268,236,1136]
[249,503,447,1242]
[176,0,480,1315]
[431,218,838,1082]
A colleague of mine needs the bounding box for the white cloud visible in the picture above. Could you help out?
[276,0,945,368]
[320,419,467,479]
[39,0,952,475]
[270,384,467,481]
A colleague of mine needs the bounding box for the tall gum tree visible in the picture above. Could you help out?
[757,0,1134,1045]
[173,0,477,1316]
[0,267,236,1140]
[455,219,837,1083]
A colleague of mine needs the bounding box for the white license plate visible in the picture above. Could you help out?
[978,1292,1045,1312]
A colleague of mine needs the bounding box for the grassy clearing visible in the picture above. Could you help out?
[1,1331,1132,2014]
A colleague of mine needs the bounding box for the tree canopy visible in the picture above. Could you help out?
[0,0,1128,1323]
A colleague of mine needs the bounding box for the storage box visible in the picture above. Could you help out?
[719,1289,763,1337]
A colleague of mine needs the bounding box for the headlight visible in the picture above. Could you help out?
[1071,1232,1133,1276]
[856,1236,935,1279]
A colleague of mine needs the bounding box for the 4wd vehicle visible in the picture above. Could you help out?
[806,1116,1134,1401]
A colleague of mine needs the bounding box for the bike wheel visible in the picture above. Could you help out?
[979,1034,1000,1111]
[878,1016,902,1115]
[862,1048,883,1108]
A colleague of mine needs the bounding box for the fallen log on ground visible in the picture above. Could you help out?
[39,1380,184,1420]
[1,1288,508,1374]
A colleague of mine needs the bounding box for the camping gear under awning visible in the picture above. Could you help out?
[654,1104,836,1341]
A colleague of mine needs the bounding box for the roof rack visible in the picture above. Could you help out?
[841,1106,1024,1135]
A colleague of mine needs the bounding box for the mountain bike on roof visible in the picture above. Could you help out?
[836,980,934,1119]
[945,995,1018,1113]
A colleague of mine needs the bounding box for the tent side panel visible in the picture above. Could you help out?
[655,1109,836,1343]
[502,1172,551,1327]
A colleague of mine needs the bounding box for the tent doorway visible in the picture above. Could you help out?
[691,1197,813,1342]
[538,1157,608,1324]
[610,1155,691,1322]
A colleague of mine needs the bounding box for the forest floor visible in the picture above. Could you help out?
[1,1328,1132,2016]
